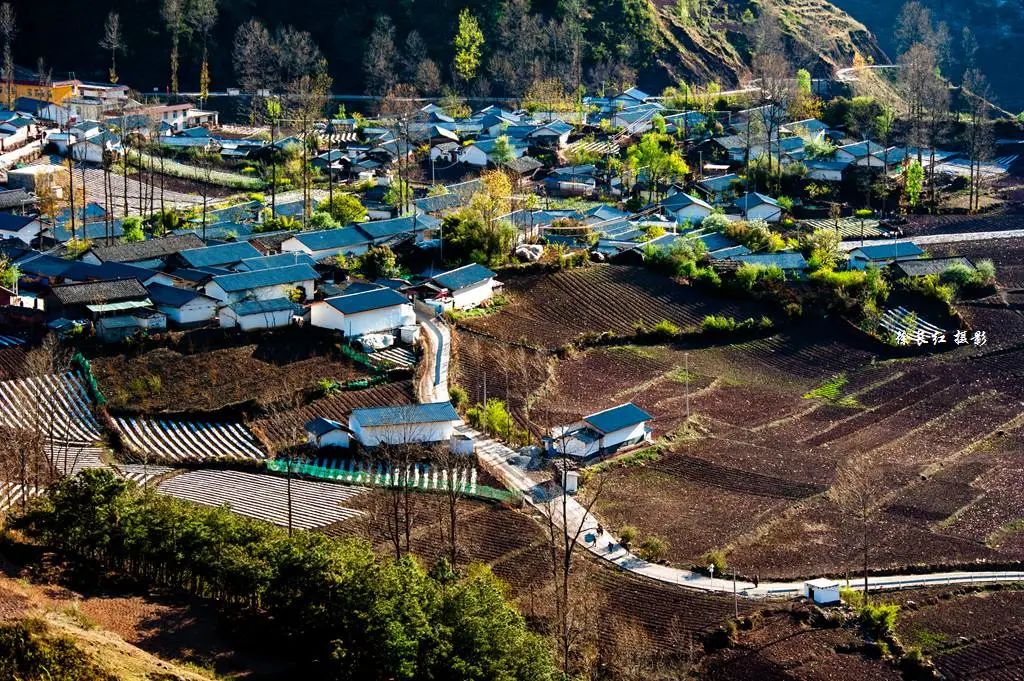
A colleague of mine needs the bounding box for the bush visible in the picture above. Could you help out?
[906,274,954,305]
[618,525,638,548]
[859,601,900,636]
[449,384,468,411]
[0,618,118,681]
[701,549,727,574]
[650,319,681,338]
[316,378,343,396]
[899,646,933,679]
[465,399,528,445]
[702,315,737,333]
[637,535,669,562]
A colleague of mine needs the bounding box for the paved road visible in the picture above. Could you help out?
[414,308,450,404]
[840,229,1024,251]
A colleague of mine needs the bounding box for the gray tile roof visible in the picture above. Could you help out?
[51,278,149,306]
[90,234,204,263]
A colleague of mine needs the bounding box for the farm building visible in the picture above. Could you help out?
[82,233,204,268]
[146,283,218,326]
[348,402,461,447]
[803,579,841,605]
[695,173,743,206]
[305,417,351,448]
[219,297,302,331]
[204,264,319,304]
[176,241,262,270]
[890,256,974,279]
[310,287,415,338]
[661,192,714,224]
[545,402,653,461]
[425,263,499,310]
[849,242,925,270]
[0,213,43,245]
[804,160,849,182]
[50,278,166,342]
[280,227,372,261]
[735,193,783,222]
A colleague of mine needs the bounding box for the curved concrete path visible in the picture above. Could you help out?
[414,308,450,404]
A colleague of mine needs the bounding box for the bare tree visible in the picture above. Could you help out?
[232,19,273,123]
[962,69,995,213]
[430,442,475,563]
[99,12,124,84]
[0,3,15,109]
[285,58,331,226]
[750,12,793,192]
[364,15,398,96]
[832,458,885,603]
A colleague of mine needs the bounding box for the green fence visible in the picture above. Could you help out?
[71,353,107,407]
[265,459,516,503]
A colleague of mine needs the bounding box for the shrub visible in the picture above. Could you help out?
[899,646,933,679]
[906,274,954,305]
[650,319,681,338]
[859,601,900,636]
[702,315,737,333]
[702,212,731,233]
[974,259,996,286]
[465,399,528,445]
[618,525,638,548]
[121,216,144,243]
[637,535,669,562]
[317,378,343,396]
[694,267,721,287]
[701,549,727,574]
[449,384,468,411]
[0,618,118,681]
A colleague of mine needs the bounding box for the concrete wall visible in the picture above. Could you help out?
[311,302,415,337]
[219,307,295,331]
[205,279,313,304]
[351,420,456,446]
[310,429,350,448]
[451,280,495,310]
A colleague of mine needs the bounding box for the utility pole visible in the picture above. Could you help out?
[286,453,293,538]
[684,351,691,426]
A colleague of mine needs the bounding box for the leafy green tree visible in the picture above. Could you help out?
[796,68,812,95]
[626,133,689,201]
[121,216,144,242]
[0,255,18,290]
[308,211,339,229]
[905,160,925,207]
[320,193,367,224]
[442,210,514,266]
[358,245,400,279]
[491,135,514,166]
[384,178,412,213]
[453,9,484,85]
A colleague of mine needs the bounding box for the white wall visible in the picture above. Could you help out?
[672,205,712,224]
[281,238,370,261]
[311,302,415,337]
[351,420,456,446]
[158,298,217,326]
[451,280,495,310]
[746,204,782,223]
[460,146,489,167]
[219,306,295,331]
[205,279,314,304]
[309,429,350,448]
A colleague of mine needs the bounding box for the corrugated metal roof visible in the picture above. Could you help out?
[324,287,409,315]
[431,263,496,291]
[351,402,459,428]
[583,403,652,434]
[210,264,319,293]
[227,297,301,316]
[292,226,371,252]
[852,242,924,260]
[179,241,262,268]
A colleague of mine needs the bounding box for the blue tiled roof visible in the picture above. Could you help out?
[699,174,741,193]
[292,227,371,253]
[305,417,347,436]
[735,192,780,210]
[227,297,301,316]
[237,253,317,271]
[662,193,713,212]
[15,254,73,278]
[325,287,409,315]
[583,403,652,434]
[210,264,319,293]
[63,261,158,284]
[179,241,262,268]
[351,402,459,428]
[852,242,924,260]
[357,215,438,241]
[147,282,209,307]
[0,213,36,233]
[431,263,496,291]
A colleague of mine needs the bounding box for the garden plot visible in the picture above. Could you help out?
[113,463,177,486]
[879,307,945,343]
[0,482,40,514]
[158,469,366,530]
[802,216,889,239]
[113,417,265,462]
[0,347,26,380]
[0,372,102,446]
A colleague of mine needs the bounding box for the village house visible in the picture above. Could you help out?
[146,282,219,326]
[731,252,810,276]
[82,234,205,269]
[735,192,783,222]
[49,278,166,342]
[545,402,653,460]
[219,297,302,331]
[0,213,43,245]
[848,242,925,270]
[203,264,317,304]
[348,402,461,447]
[889,256,975,280]
[305,417,351,449]
[696,173,744,206]
[310,287,415,337]
[423,263,499,311]
[280,227,372,261]
[176,241,263,270]
[661,192,714,224]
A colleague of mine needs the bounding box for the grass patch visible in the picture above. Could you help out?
[582,446,662,484]
[444,294,510,322]
[803,373,861,407]
[986,519,1024,548]
[908,626,949,651]
[606,345,659,359]
[667,367,695,384]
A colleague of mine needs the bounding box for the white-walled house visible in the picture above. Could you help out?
[848,242,925,270]
[661,192,714,224]
[735,193,782,223]
[0,214,43,245]
[305,417,351,448]
[349,402,461,447]
[219,297,301,331]
[146,283,218,326]
[545,402,653,460]
[280,227,372,261]
[204,264,318,304]
[310,287,415,337]
[426,263,499,310]
[803,579,841,605]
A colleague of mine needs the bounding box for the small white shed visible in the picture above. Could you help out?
[305,417,351,448]
[219,297,300,331]
[349,402,461,447]
[311,287,415,337]
[427,263,499,311]
[803,578,841,605]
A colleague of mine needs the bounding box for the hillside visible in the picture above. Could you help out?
[830,0,1024,111]
[11,0,885,98]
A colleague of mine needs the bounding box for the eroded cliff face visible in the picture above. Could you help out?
[641,0,889,91]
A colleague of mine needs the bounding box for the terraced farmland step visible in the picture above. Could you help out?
[653,452,828,500]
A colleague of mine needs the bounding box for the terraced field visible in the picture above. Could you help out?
[462,265,765,349]
[113,417,265,462]
[252,380,416,447]
[157,469,366,530]
[0,372,102,445]
[0,346,26,381]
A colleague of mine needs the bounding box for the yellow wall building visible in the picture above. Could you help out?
[9,79,79,104]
